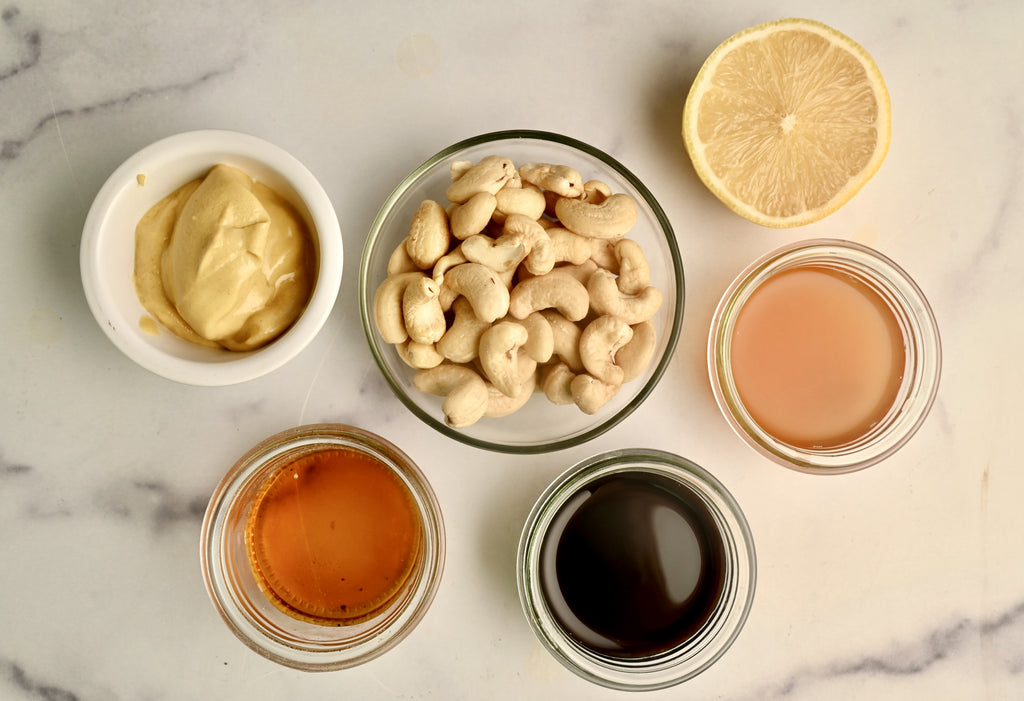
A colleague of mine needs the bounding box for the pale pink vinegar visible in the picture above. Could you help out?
[730,265,905,449]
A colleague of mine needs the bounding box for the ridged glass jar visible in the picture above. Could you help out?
[709,239,941,473]
[517,449,755,690]
[200,424,445,670]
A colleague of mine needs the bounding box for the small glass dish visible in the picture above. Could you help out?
[359,130,684,453]
[709,239,942,474]
[200,424,445,671]
[517,449,756,691]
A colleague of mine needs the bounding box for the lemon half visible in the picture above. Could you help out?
[682,18,891,228]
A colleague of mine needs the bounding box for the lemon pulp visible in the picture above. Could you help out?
[682,18,891,228]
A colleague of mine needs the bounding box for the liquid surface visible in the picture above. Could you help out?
[540,473,726,658]
[246,448,422,626]
[730,265,906,448]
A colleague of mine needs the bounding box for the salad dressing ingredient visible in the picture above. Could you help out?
[730,265,905,448]
[246,447,422,625]
[134,164,314,351]
[682,18,891,227]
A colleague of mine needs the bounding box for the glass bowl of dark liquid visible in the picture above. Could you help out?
[516,449,755,690]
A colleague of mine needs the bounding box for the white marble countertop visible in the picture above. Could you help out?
[2,1,1022,699]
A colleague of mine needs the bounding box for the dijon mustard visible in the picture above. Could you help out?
[133,164,315,351]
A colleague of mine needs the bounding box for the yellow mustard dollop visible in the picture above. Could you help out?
[133,164,315,351]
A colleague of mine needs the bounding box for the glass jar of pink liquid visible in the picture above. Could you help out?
[709,239,941,474]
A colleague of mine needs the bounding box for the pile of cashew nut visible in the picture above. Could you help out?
[373,155,663,428]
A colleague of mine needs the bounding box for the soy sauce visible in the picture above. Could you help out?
[539,472,726,658]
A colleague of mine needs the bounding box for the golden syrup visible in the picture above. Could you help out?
[246,447,422,626]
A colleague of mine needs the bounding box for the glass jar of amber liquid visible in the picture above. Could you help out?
[201,424,445,670]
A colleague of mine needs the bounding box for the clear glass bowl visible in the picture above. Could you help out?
[359,130,684,453]
[517,449,756,690]
[200,424,445,670]
[709,239,942,474]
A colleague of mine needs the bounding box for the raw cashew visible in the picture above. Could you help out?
[493,182,546,222]
[479,320,529,398]
[582,179,612,204]
[432,247,469,284]
[509,271,589,322]
[546,227,593,266]
[450,191,497,239]
[496,266,516,289]
[541,361,576,405]
[614,238,650,295]
[446,155,516,204]
[501,213,554,276]
[519,311,554,364]
[541,309,584,372]
[450,160,473,182]
[373,271,424,344]
[377,152,666,427]
[590,237,622,272]
[579,315,634,386]
[438,263,511,323]
[436,297,489,363]
[555,193,638,239]
[461,234,527,273]
[396,340,445,369]
[587,268,663,324]
[406,200,451,269]
[387,239,419,274]
[616,321,657,383]
[402,275,446,344]
[553,259,600,285]
[413,364,489,428]
[519,162,584,197]
[485,360,537,417]
[543,188,561,219]
[571,373,621,415]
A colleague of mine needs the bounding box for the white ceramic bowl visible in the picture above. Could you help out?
[80,130,342,386]
[359,130,685,453]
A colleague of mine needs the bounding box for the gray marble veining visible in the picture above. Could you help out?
[2,1,1023,699]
